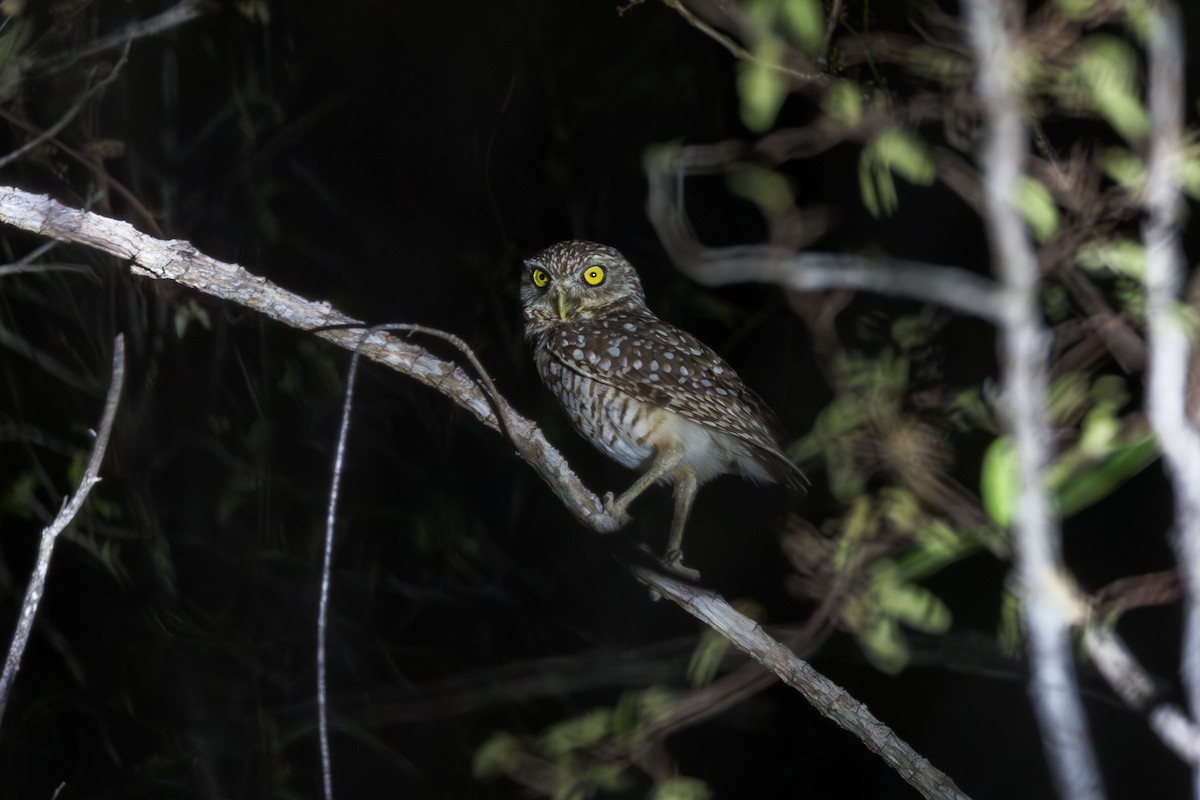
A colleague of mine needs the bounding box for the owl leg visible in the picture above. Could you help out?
[603,444,685,523]
[664,466,701,578]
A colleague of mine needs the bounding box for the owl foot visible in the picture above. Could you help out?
[602,491,632,526]
[663,549,701,580]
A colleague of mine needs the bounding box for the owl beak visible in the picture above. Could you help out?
[556,289,574,321]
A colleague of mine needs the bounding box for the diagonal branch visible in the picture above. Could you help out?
[0,334,125,724]
[0,186,622,535]
[0,186,969,800]
[634,566,970,800]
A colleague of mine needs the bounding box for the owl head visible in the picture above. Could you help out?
[520,241,649,334]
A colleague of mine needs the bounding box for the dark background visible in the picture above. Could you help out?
[0,1,1194,797]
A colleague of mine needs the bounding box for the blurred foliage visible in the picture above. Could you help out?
[474,688,694,800]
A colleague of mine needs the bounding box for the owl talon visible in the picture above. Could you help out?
[663,549,701,580]
[602,491,632,526]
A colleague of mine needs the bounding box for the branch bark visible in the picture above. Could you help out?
[0,186,968,800]
[964,1,1102,797]
[1140,4,1200,796]
[0,334,125,724]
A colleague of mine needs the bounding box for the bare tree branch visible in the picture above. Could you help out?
[1140,3,1200,795]
[644,144,1003,322]
[964,1,1102,797]
[0,185,623,535]
[0,187,969,800]
[0,334,125,724]
[633,566,971,800]
[1083,623,1200,766]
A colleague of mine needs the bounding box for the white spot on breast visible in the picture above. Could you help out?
[586,350,598,364]
[700,378,713,387]
[663,351,674,360]
[600,358,611,370]
[712,365,724,375]
[607,345,620,357]
[572,348,584,361]
[632,359,643,369]
[623,322,636,331]
[650,360,659,371]
[679,365,689,377]
[648,373,660,382]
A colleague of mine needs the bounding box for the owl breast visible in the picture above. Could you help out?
[534,345,775,485]
[536,351,655,470]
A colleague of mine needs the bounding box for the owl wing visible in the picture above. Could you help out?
[543,312,804,486]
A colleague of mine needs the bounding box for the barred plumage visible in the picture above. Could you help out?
[521,240,805,571]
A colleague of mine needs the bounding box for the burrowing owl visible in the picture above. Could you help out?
[521,240,806,571]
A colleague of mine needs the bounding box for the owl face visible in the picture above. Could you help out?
[521,241,648,335]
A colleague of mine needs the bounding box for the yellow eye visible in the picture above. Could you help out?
[582,265,605,286]
[531,268,549,288]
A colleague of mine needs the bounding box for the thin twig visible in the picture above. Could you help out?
[1140,3,1200,796]
[0,44,131,173]
[0,334,125,724]
[315,322,525,800]
[665,0,826,86]
[36,0,205,76]
[965,1,1102,798]
[316,327,376,800]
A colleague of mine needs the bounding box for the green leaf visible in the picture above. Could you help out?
[822,79,863,128]
[858,129,934,217]
[738,40,788,132]
[857,613,907,674]
[472,732,522,778]
[1053,434,1158,517]
[1076,36,1150,141]
[1017,176,1060,241]
[1098,147,1145,192]
[539,709,613,757]
[780,0,824,52]
[981,436,1018,527]
[1054,0,1099,19]
[873,129,936,186]
[882,581,952,634]
[652,777,714,800]
[1078,239,1146,279]
[726,164,794,214]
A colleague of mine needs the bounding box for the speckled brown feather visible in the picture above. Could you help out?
[521,241,806,491]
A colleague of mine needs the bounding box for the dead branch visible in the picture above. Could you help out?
[0,334,125,724]
[0,186,969,800]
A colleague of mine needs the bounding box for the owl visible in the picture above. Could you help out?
[521,240,806,573]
